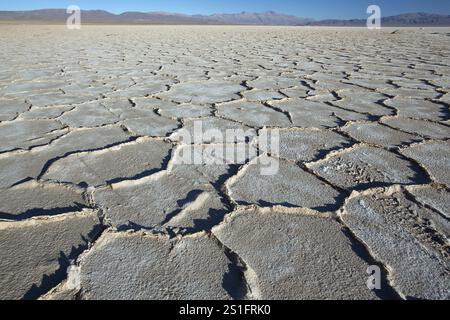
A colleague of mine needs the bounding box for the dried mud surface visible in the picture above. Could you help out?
[0,25,449,300]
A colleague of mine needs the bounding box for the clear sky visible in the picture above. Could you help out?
[1,0,450,19]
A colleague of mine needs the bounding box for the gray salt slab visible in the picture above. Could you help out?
[25,92,96,108]
[393,79,434,90]
[132,97,179,112]
[0,126,132,188]
[168,72,209,82]
[247,77,300,90]
[342,187,450,299]
[42,138,172,187]
[213,208,378,300]
[241,89,285,102]
[432,77,450,91]
[344,78,394,90]
[76,232,232,300]
[170,143,257,169]
[279,87,309,99]
[3,81,65,95]
[313,79,357,91]
[99,97,135,113]
[163,191,228,231]
[329,106,371,122]
[94,171,226,229]
[307,72,344,82]
[105,82,170,98]
[0,98,30,121]
[61,83,114,97]
[0,180,87,220]
[167,142,258,219]
[384,98,448,121]
[170,117,256,144]
[0,210,101,300]
[162,65,209,81]
[110,107,156,120]
[401,141,450,186]
[382,117,450,140]
[270,99,341,128]
[227,157,340,210]
[261,128,352,162]
[306,92,338,103]
[407,185,450,219]
[380,88,441,100]
[333,92,394,116]
[158,104,212,119]
[122,114,179,137]
[158,80,244,104]
[20,105,74,120]
[169,160,233,186]
[308,145,418,190]
[342,122,421,148]
[0,119,65,152]
[217,100,291,127]
[59,102,120,128]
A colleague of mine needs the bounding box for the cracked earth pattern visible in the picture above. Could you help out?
[0,25,449,300]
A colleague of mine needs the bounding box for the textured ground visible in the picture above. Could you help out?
[0,25,449,300]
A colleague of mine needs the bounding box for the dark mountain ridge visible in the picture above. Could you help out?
[0,9,449,26]
[305,12,450,27]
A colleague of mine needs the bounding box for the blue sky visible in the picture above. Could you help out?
[1,0,450,19]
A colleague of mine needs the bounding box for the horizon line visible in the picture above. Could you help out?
[0,8,448,21]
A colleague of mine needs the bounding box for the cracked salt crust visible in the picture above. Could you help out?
[0,25,449,300]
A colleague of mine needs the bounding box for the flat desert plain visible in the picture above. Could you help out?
[0,25,449,300]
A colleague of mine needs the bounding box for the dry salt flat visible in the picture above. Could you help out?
[0,25,449,300]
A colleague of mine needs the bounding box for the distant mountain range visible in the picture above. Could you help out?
[0,9,311,25]
[0,9,449,26]
[200,11,314,25]
[305,12,450,27]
